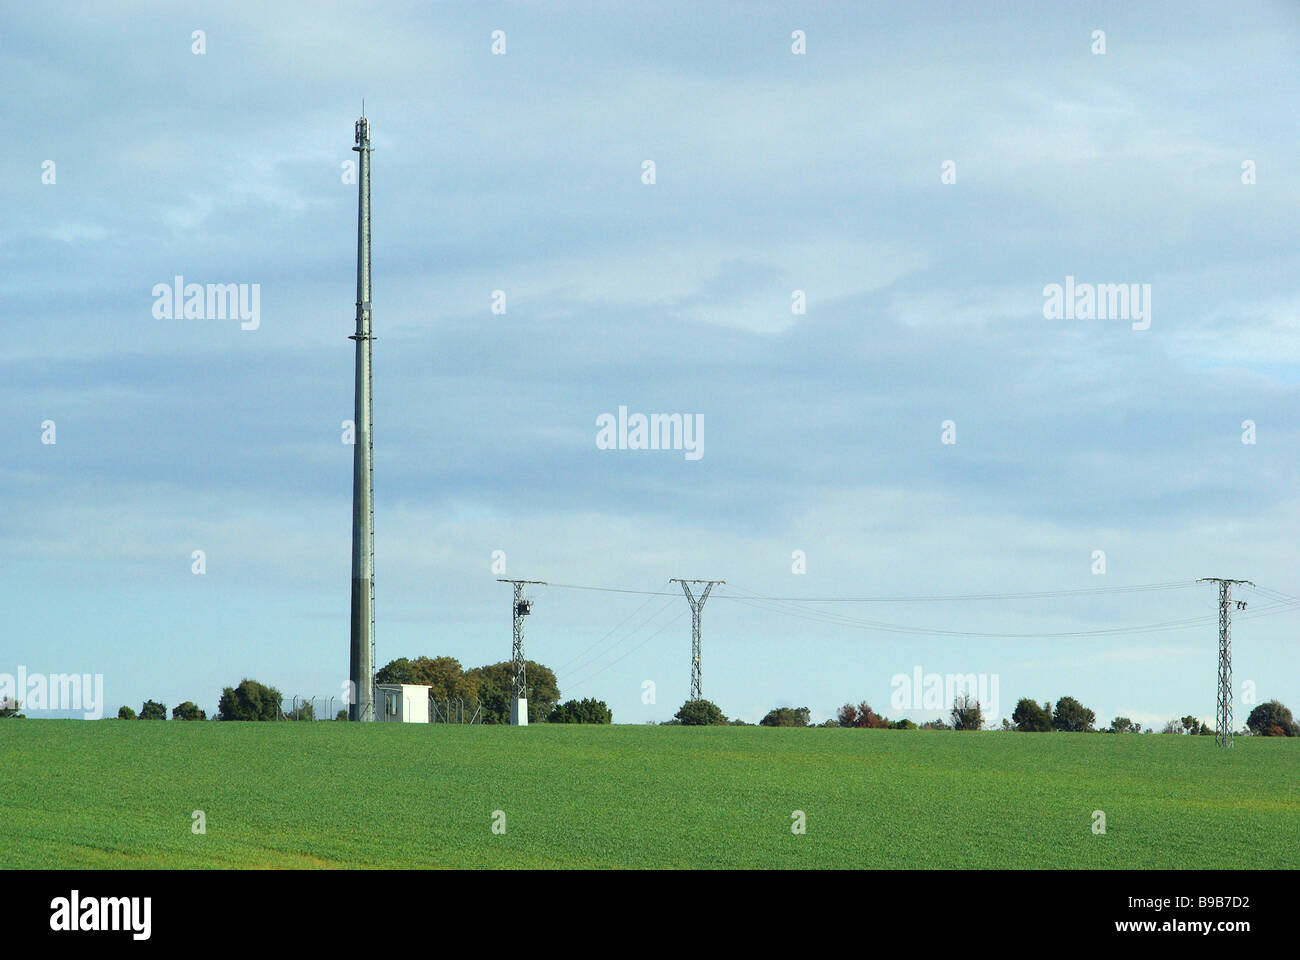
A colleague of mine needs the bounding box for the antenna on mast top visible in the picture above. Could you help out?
[354,106,370,147]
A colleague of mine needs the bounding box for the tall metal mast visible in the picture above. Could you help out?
[1198,577,1252,747]
[348,110,376,721]
[671,579,724,701]
[498,580,546,725]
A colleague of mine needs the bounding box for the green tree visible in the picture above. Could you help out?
[335,709,348,721]
[216,678,283,721]
[116,704,137,720]
[889,718,917,730]
[674,699,727,725]
[919,718,951,730]
[139,699,167,720]
[285,700,315,722]
[1246,700,1298,737]
[1052,696,1096,733]
[1011,698,1053,732]
[466,661,559,724]
[547,698,613,724]
[376,656,479,703]
[1108,716,1139,734]
[375,657,417,684]
[837,701,888,728]
[950,694,983,730]
[759,706,811,727]
[171,701,206,721]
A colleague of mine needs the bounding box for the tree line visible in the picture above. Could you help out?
[662,695,1299,736]
[97,656,614,724]
[35,659,1298,737]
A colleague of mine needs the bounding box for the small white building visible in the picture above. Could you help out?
[375,683,431,723]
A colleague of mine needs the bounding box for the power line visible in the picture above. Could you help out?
[718,582,1300,639]
[1246,583,1300,605]
[721,581,1201,602]
[551,587,668,675]
[543,579,1200,603]
[526,578,1300,700]
[565,609,691,694]
[559,594,1300,697]
[534,576,1300,643]
[545,582,679,597]
[555,589,678,677]
[537,579,1300,643]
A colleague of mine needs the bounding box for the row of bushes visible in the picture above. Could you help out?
[666,697,1299,736]
[117,700,206,721]
[111,681,279,721]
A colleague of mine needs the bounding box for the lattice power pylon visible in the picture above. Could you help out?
[498,579,545,725]
[1198,577,1253,748]
[671,579,724,701]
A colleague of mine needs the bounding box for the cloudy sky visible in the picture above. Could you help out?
[3,1,1298,726]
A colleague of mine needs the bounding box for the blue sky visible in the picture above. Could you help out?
[3,1,1298,727]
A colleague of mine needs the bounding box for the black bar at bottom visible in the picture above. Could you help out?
[4,869,1284,947]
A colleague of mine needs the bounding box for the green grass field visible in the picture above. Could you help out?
[3,721,1297,868]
